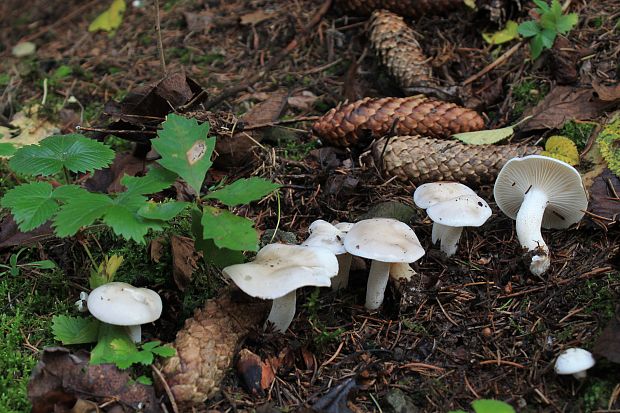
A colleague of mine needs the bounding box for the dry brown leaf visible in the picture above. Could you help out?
[236,349,266,396]
[149,236,165,263]
[171,235,198,291]
[240,10,274,25]
[0,215,54,249]
[593,81,620,102]
[301,347,315,370]
[587,168,620,227]
[85,152,149,194]
[0,105,60,150]
[593,306,620,364]
[183,10,214,32]
[288,91,318,111]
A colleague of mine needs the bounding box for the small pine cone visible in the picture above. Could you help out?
[158,290,268,406]
[369,10,434,89]
[372,135,541,186]
[313,97,484,147]
[335,0,466,18]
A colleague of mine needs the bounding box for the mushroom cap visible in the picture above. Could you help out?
[413,182,477,210]
[333,221,355,233]
[494,155,588,229]
[426,194,492,227]
[222,244,339,300]
[554,348,595,375]
[87,282,162,326]
[343,218,425,263]
[302,219,346,255]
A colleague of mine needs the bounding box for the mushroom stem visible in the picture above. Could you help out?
[573,371,588,379]
[431,223,446,244]
[365,260,391,310]
[331,254,352,291]
[439,226,464,257]
[515,187,550,275]
[127,325,142,343]
[266,290,297,332]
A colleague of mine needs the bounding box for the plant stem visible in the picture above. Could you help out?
[154,0,166,75]
[62,166,71,185]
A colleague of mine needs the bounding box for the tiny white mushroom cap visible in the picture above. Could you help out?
[334,222,355,233]
[494,155,588,229]
[302,219,346,255]
[426,194,492,228]
[554,348,595,377]
[87,282,162,326]
[223,244,339,299]
[413,182,477,210]
[343,218,425,263]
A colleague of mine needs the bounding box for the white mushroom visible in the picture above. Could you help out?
[222,244,338,332]
[494,155,588,276]
[343,218,425,310]
[302,220,352,291]
[554,348,595,379]
[87,282,163,342]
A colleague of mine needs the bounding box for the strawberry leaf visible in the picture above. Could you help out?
[205,177,280,206]
[517,21,541,37]
[191,207,245,267]
[121,167,178,196]
[0,142,17,157]
[53,192,112,237]
[556,13,578,34]
[201,206,258,251]
[540,28,557,48]
[52,315,99,345]
[1,182,59,231]
[529,34,544,60]
[138,201,189,221]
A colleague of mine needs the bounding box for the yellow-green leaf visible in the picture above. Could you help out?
[482,20,520,45]
[88,0,126,33]
[541,135,579,165]
[463,0,476,9]
[453,125,514,145]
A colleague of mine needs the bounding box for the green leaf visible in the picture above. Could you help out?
[472,399,515,413]
[517,21,541,37]
[121,167,178,195]
[556,13,578,34]
[52,315,99,345]
[201,206,258,251]
[90,323,137,367]
[191,207,245,267]
[530,34,544,59]
[152,115,215,194]
[482,20,520,45]
[548,0,562,18]
[9,134,114,176]
[26,260,56,269]
[453,125,515,145]
[0,142,17,157]
[205,177,280,206]
[149,344,176,357]
[103,203,163,244]
[138,201,189,221]
[52,65,73,80]
[540,28,557,48]
[53,192,112,237]
[1,182,59,231]
[532,0,550,13]
[52,184,90,202]
[88,0,126,33]
[135,375,153,385]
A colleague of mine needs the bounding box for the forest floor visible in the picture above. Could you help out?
[0,0,619,412]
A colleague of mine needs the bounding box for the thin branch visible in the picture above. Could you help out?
[155,0,167,75]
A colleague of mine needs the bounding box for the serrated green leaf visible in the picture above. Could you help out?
[90,323,137,367]
[201,206,258,251]
[191,207,245,267]
[52,184,90,202]
[0,142,16,157]
[532,0,550,13]
[205,177,280,206]
[138,201,189,221]
[1,182,59,231]
[136,375,153,385]
[482,20,520,45]
[472,399,515,413]
[530,34,544,59]
[540,28,557,48]
[556,13,578,34]
[52,315,99,345]
[518,21,541,37]
[103,203,164,244]
[152,115,215,194]
[121,167,178,195]
[9,134,114,176]
[89,0,126,33]
[453,125,515,145]
[53,192,112,237]
[549,0,562,18]
[150,344,176,357]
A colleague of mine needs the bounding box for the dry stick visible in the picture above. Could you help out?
[204,0,333,110]
[242,116,320,131]
[151,365,180,413]
[462,42,522,86]
[155,0,167,75]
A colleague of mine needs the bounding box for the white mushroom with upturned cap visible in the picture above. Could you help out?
[494,155,588,276]
[344,218,425,310]
[87,282,163,342]
[223,244,338,332]
[554,348,595,379]
[302,220,352,290]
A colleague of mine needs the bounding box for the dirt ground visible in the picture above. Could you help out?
[1,0,619,412]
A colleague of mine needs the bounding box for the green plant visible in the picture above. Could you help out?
[449,399,515,413]
[0,248,56,276]
[518,0,578,59]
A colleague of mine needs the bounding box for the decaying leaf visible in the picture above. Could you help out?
[0,105,60,150]
[149,236,165,263]
[240,9,275,25]
[88,0,126,33]
[183,10,214,33]
[593,81,620,102]
[593,305,620,364]
[586,168,620,227]
[453,123,516,145]
[171,234,199,291]
[482,20,519,45]
[236,348,276,396]
[540,135,579,165]
[0,215,54,249]
[288,91,319,111]
[28,347,160,413]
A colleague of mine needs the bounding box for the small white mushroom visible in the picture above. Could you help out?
[223,244,338,332]
[87,282,163,342]
[554,348,595,379]
[302,220,352,291]
[494,155,588,276]
[343,218,425,310]
[75,291,89,313]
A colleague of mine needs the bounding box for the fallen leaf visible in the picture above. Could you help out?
[85,152,149,194]
[288,91,319,111]
[311,378,360,413]
[587,168,620,227]
[453,124,514,145]
[301,347,315,370]
[28,347,160,413]
[593,306,620,363]
[593,81,620,102]
[88,0,126,33]
[0,105,60,149]
[540,135,579,165]
[171,235,198,291]
[149,236,165,263]
[0,215,54,249]
[482,20,519,45]
[521,86,618,132]
[236,348,276,396]
[240,10,274,25]
[183,10,214,33]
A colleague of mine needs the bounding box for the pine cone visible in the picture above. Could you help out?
[335,0,467,17]
[313,97,484,147]
[158,290,268,406]
[369,10,434,89]
[372,135,541,186]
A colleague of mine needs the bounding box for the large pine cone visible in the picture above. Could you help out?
[372,135,541,186]
[158,290,268,406]
[369,10,434,89]
[313,96,484,147]
[335,0,467,17]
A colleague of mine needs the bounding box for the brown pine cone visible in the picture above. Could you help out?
[372,135,541,186]
[313,97,484,147]
[369,10,434,89]
[158,290,268,406]
[335,0,467,17]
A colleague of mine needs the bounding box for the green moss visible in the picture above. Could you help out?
[581,379,614,412]
[279,139,318,161]
[597,116,620,177]
[560,120,596,150]
[512,79,549,118]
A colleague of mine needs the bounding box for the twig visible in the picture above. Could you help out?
[242,116,320,131]
[75,125,156,135]
[151,365,179,413]
[204,0,333,110]
[463,43,522,86]
[479,359,526,368]
[155,0,167,75]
